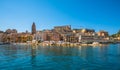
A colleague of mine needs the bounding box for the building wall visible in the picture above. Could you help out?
[97,31,109,37]
[54,25,71,33]
[0,33,3,42]
[79,35,95,43]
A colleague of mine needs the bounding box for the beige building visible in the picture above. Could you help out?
[54,25,72,33]
[0,33,4,42]
[97,30,109,37]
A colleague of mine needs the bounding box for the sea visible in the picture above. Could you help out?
[0,44,120,70]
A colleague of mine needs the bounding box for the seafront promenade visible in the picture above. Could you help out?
[1,39,119,47]
[10,41,110,47]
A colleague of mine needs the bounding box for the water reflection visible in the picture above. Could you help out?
[0,45,18,60]
[31,46,37,65]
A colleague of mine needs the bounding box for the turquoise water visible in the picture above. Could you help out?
[0,44,120,70]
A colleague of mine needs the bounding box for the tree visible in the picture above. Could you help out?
[111,30,120,38]
[117,30,120,34]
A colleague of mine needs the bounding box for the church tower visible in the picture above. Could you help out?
[32,22,36,34]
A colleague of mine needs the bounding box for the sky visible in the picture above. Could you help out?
[0,0,120,34]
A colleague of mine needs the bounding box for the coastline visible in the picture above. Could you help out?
[1,41,120,47]
[9,42,112,47]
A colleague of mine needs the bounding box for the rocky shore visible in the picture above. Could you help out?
[10,41,111,47]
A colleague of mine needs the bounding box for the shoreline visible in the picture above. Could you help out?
[1,41,120,47]
[9,42,114,47]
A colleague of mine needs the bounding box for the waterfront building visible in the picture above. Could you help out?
[77,33,95,43]
[72,29,96,43]
[97,30,109,37]
[117,37,120,40]
[0,33,4,42]
[73,29,82,33]
[60,32,77,43]
[6,33,18,43]
[43,32,61,41]
[5,29,17,34]
[97,30,109,42]
[17,33,33,43]
[33,31,42,42]
[42,30,52,41]
[50,32,62,41]
[37,29,63,42]
[42,32,48,41]
[81,29,95,35]
[66,33,78,43]
[0,30,4,42]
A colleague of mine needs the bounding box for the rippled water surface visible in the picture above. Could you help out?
[0,44,120,70]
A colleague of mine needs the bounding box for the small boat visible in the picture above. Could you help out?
[92,42,100,45]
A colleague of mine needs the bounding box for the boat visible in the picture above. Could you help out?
[92,42,100,45]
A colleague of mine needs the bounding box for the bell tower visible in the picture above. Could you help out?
[32,22,36,34]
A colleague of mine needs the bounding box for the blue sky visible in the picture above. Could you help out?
[0,0,120,34]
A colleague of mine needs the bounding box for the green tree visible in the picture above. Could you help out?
[117,30,120,34]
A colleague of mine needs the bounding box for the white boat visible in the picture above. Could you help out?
[92,42,100,45]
